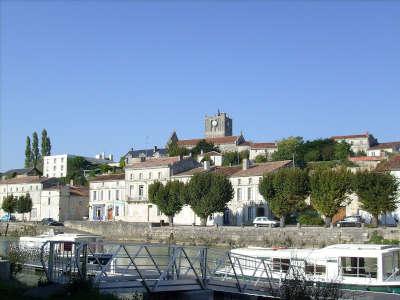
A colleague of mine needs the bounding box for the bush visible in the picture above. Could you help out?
[298,210,324,226]
[368,231,400,245]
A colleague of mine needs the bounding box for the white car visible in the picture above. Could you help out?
[253,217,280,227]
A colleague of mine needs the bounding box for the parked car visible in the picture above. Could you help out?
[0,214,16,222]
[253,217,280,227]
[336,216,363,228]
[48,220,64,226]
[41,218,55,225]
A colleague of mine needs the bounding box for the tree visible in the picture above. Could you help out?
[24,136,32,168]
[2,194,17,217]
[259,168,309,227]
[254,154,268,163]
[41,129,51,157]
[119,156,126,168]
[16,194,33,221]
[222,150,249,166]
[186,173,234,226]
[333,142,352,161]
[32,132,40,168]
[310,168,352,226]
[271,137,304,166]
[191,140,219,156]
[353,171,399,227]
[167,140,189,157]
[65,156,92,186]
[148,181,186,225]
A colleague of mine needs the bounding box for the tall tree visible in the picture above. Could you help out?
[167,140,189,157]
[186,173,234,226]
[353,171,399,227]
[24,136,32,168]
[333,142,352,161]
[259,167,309,227]
[32,132,40,168]
[16,194,33,221]
[271,136,304,166]
[41,129,51,156]
[310,167,352,226]
[191,140,219,156]
[148,181,186,225]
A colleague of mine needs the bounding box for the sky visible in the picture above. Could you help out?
[1,1,399,171]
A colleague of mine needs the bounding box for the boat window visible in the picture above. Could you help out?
[305,263,326,275]
[383,252,400,280]
[341,257,377,278]
[273,258,290,273]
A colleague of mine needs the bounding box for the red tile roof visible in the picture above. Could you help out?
[250,142,277,149]
[177,136,240,147]
[331,133,369,140]
[368,142,400,150]
[231,160,292,177]
[89,173,125,182]
[127,156,182,168]
[0,176,51,185]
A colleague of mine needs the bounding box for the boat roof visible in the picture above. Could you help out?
[232,244,400,260]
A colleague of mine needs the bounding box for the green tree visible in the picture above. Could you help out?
[191,140,219,156]
[65,156,92,186]
[32,132,40,168]
[16,194,33,221]
[24,136,32,168]
[186,173,234,226]
[353,171,399,227]
[259,168,309,227]
[2,195,17,217]
[119,157,126,168]
[271,137,304,166]
[333,142,352,161]
[310,167,352,226]
[254,154,268,163]
[41,129,51,157]
[148,181,186,225]
[167,140,189,157]
[222,150,249,166]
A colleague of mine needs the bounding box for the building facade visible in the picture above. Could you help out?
[331,133,378,154]
[249,143,277,160]
[367,142,400,157]
[0,176,88,221]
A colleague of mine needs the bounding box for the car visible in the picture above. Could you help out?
[253,217,280,227]
[337,216,363,228]
[0,214,16,222]
[41,218,55,225]
[48,221,64,226]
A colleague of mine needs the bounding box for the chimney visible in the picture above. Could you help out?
[203,160,210,171]
[242,158,249,170]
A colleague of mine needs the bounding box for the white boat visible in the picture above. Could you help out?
[223,244,400,294]
[19,230,103,252]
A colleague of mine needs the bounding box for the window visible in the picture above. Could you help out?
[237,188,242,201]
[247,207,253,221]
[272,258,290,273]
[108,190,111,200]
[61,157,64,163]
[22,187,24,191]
[48,197,51,205]
[139,173,143,180]
[116,190,119,200]
[16,187,18,191]
[238,179,241,185]
[130,174,133,180]
[149,172,152,179]
[247,187,252,200]
[130,185,134,196]
[30,186,32,191]
[158,172,161,179]
[305,263,326,276]
[100,190,103,201]
[248,178,252,184]
[36,186,39,191]
[54,158,56,163]
[93,191,97,201]
[341,257,377,278]
[61,165,64,171]
[383,252,400,280]
[61,173,63,177]
[139,185,144,197]
[115,206,119,216]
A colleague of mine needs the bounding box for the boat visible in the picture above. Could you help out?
[222,244,400,294]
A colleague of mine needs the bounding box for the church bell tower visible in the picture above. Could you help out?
[204,111,233,138]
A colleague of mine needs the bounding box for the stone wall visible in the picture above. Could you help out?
[64,221,400,248]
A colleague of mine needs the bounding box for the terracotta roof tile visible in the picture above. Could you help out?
[250,142,277,149]
[89,173,125,182]
[331,133,369,140]
[231,160,292,177]
[0,176,52,185]
[127,156,182,168]
[349,156,383,162]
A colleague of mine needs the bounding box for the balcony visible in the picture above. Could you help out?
[127,196,148,203]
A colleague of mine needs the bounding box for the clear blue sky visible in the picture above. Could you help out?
[1,1,399,171]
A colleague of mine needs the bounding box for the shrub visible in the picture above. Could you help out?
[298,210,324,226]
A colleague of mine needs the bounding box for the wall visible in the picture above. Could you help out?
[64,221,400,248]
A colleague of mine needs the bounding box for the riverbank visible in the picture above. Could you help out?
[63,221,400,248]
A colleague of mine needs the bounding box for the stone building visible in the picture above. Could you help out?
[204,111,233,138]
[249,143,277,160]
[331,133,378,154]
[89,173,126,221]
[0,176,88,221]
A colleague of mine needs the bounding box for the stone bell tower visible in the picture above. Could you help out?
[204,110,233,138]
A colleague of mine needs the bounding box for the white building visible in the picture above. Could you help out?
[331,133,377,154]
[249,142,277,161]
[89,173,126,221]
[43,154,114,178]
[0,176,88,221]
[367,142,400,157]
[197,151,223,166]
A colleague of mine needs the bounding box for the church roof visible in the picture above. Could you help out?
[177,136,242,147]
